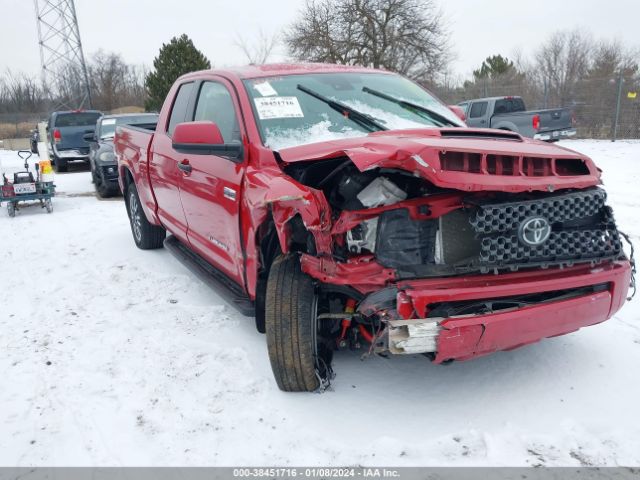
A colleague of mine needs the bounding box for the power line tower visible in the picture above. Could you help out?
[33,0,92,109]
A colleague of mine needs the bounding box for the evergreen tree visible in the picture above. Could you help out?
[473,55,515,80]
[144,34,211,111]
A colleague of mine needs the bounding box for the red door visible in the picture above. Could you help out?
[178,80,247,287]
[148,81,195,243]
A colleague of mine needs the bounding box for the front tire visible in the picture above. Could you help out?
[265,254,333,392]
[94,168,116,198]
[126,183,165,249]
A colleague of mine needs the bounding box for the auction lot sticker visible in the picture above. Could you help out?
[254,96,304,119]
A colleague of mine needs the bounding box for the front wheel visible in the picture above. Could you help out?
[126,183,165,249]
[94,168,116,198]
[265,254,334,392]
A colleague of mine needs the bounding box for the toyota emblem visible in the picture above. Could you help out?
[518,217,551,247]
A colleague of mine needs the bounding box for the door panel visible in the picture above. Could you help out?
[147,81,195,242]
[180,153,244,285]
[149,133,189,242]
[179,80,246,287]
[467,101,489,128]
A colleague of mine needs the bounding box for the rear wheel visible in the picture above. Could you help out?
[7,202,16,217]
[44,198,53,213]
[53,155,67,173]
[126,183,165,249]
[265,254,334,392]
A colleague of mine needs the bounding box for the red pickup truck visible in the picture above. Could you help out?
[115,64,633,392]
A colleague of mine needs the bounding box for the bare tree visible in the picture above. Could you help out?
[574,40,640,137]
[89,50,130,111]
[234,30,279,65]
[0,70,47,113]
[285,0,450,81]
[533,29,593,107]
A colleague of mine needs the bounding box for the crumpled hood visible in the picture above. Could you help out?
[276,128,600,193]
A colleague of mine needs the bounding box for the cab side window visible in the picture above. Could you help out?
[469,101,488,118]
[194,82,241,143]
[167,82,195,136]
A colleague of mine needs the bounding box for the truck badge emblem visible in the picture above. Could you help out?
[519,217,551,246]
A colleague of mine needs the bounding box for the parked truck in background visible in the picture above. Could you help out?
[47,110,102,172]
[115,64,632,392]
[85,113,159,198]
[458,96,576,141]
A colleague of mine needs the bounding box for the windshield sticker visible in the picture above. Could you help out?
[254,97,304,120]
[102,119,116,125]
[254,81,278,97]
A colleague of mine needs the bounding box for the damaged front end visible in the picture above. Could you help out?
[255,134,632,362]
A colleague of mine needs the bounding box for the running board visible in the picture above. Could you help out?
[164,235,255,316]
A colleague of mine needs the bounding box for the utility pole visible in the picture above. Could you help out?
[33,0,92,109]
[612,72,624,142]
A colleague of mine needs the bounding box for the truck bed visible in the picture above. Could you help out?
[493,107,573,133]
[114,123,157,220]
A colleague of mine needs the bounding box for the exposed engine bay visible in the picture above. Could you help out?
[285,157,623,278]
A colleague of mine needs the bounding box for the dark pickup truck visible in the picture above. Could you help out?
[47,110,102,172]
[86,113,159,198]
[115,64,632,392]
[458,96,576,141]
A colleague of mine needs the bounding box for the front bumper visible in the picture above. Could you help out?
[367,260,631,362]
[534,128,577,141]
[99,164,119,185]
[54,147,89,160]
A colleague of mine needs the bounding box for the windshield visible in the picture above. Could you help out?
[99,114,159,139]
[243,72,463,150]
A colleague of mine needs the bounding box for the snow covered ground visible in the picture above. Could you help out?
[0,140,638,467]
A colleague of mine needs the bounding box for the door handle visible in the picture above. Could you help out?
[178,159,192,173]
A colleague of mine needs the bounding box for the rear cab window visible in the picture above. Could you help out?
[494,98,526,114]
[54,112,101,127]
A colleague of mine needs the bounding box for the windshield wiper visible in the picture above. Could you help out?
[362,86,458,127]
[297,84,387,132]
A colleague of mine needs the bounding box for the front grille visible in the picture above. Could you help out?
[479,228,621,266]
[374,187,624,277]
[470,188,607,234]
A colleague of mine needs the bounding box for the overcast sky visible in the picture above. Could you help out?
[1,0,638,80]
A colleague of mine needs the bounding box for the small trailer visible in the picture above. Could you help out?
[1,150,55,217]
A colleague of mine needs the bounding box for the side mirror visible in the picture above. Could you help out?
[83,132,96,142]
[172,121,243,160]
[448,105,467,123]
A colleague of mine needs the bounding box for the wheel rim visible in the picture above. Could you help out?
[129,192,142,242]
